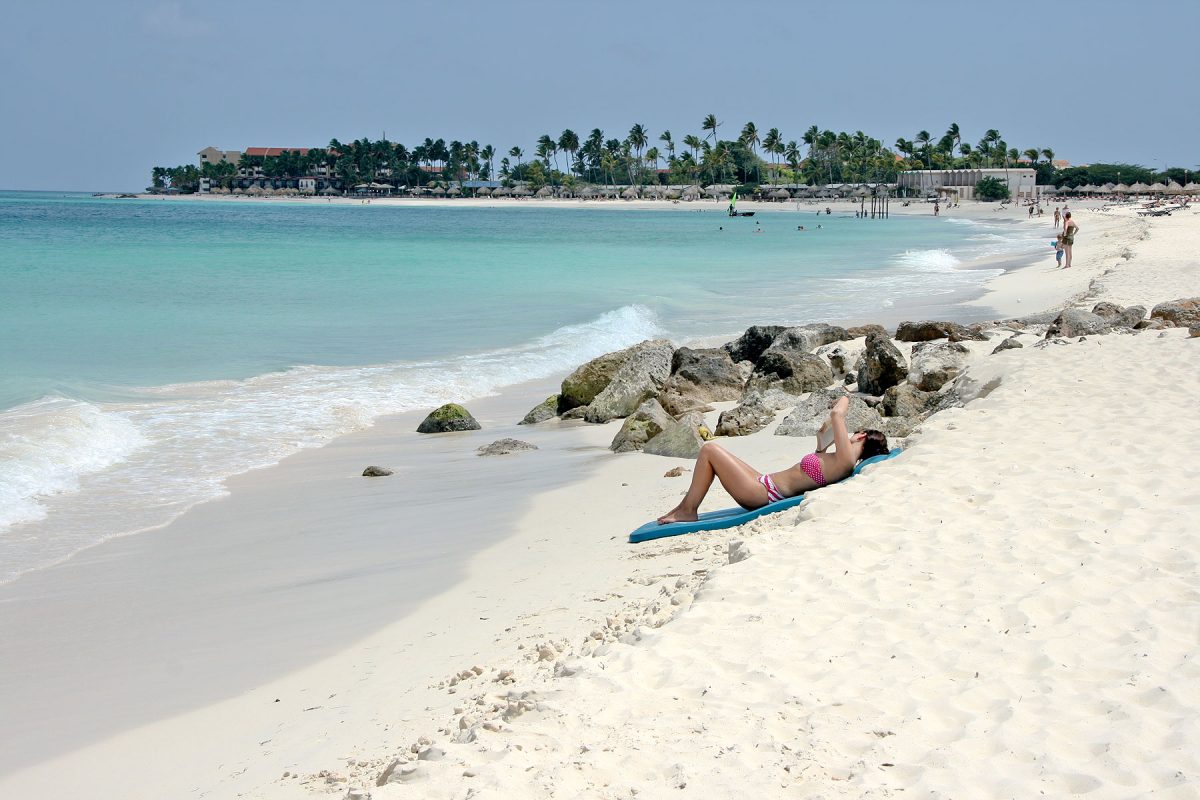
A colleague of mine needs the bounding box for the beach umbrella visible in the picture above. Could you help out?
[770,188,791,199]
[446,186,461,196]
[664,188,682,200]
[579,187,597,198]
[1148,182,1168,193]
[1165,181,1184,194]
[1101,183,1116,191]
[429,186,446,195]
[681,185,701,200]
[535,186,554,198]
[1112,183,1130,194]
[475,187,492,196]
[621,186,640,199]
[233,187,247,195]
[1129,182,1150,194]
[1183,182,1200,195]
[512,186,532,196]
[602,186,619,197]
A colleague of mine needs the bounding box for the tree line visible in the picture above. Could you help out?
[150,118,1192,193]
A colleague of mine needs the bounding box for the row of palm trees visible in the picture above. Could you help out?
[157,119,1063,192]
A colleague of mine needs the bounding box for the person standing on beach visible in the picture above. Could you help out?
[1061,212,1078,268]
[934,201,940,216]
[1054,207,1061,227]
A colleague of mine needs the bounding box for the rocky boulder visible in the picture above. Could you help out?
[643,411,708,459]
[774,389,883,438]
[747,351,834,395]
[715,396,776,437]
[1045,309,1111,338]
[991,336,1024,354]
[768,323,851,354]
[362,466,393,477]
[881,383,940,418]
[583,339,674,423]
[846,324,888,338]
[477,438,538,456]
[856,332,908,395]
[658,347,745,416]
[723,325,787,364]
[416,403,481,433]
[1190,324,1200,338]
[610,399,675,453]
[1092,302,1146,328]
[559,350,629,412]
[895,320,986,342]
[1150,297,1200,327]
[518,395,559,425]
[908,342,970,391]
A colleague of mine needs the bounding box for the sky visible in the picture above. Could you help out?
[2,0,1196,191]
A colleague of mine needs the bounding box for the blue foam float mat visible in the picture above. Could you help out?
[628,448,903,543]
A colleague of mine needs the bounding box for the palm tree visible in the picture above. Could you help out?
[1040,147,1055,164]
[627,123,648,181]
[536,134,556,170]
[659,130,675,163]
[740,122,760,182]
[645,146,660,180]
[509,146,524,168]
[558,129,579,176]
[945,122,961,158]
[1023,148,1041,166]
[481,145,495,181]
[702,114,720,145]
[784,140,801,175]
[682,134,703,164]
[762,127,782,182]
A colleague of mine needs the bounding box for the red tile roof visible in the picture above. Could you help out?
[244,147,312,157]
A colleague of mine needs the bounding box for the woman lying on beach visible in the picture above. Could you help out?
[657,396,889,524]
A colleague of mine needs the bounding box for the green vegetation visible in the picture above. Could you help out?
[974,176,1011,201]
[150,119,1194,194]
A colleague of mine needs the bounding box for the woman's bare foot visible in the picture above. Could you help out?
[657,506,699,525]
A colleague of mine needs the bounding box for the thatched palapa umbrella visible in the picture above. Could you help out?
[429,186,446,196]
[769,188,791,200]
[512,186,532,197]
[1128,182,1151,195]
[476,187,492,196]
[621,186,640,199]
[1183,182,1200,195]
[681,185,701,200]
[1112,183,1131,194]
[1165,181,1184,194]
[535,186,554,198]
[1147,182,1168,194]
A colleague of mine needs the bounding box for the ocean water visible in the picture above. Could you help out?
[0,191,1045,581]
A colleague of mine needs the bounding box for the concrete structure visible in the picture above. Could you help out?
[897,168,1039,201]
[298,177,316,195]
[198,147,242,166]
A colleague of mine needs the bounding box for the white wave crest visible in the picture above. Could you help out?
[0,398,146,529]
[894,248,962,272]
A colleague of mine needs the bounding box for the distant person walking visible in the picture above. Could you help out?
[1053,207,1061,228]
[934,201,940,216]
[1061,212,1078,268]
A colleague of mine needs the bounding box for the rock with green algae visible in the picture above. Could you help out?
[518,395,559,425]
[416,403,481,434]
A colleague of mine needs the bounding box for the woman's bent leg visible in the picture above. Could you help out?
[658,443,768,524]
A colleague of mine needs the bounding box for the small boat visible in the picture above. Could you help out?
[729,210,755,217]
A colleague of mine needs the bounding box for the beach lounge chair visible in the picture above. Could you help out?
[628,448,903,543]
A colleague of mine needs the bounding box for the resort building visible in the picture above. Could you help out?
[198,147,242,166]
[897,168,1039,201]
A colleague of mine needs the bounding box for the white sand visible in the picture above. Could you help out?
[2,204,1197,799]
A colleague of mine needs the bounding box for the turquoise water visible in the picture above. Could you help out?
[0,191,1044,580]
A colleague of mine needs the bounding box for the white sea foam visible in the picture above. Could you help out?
[0,305,663,582]
[0,398,146,529]
[894,248,962,272]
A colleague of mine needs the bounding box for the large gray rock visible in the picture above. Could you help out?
[559,350,629,412]
[856,332,908,395]
[895,320,986,342]
[723,325,787,363]
[846,324,888,338]
[1046,309,1111,338]
[879,416,916,439]
[1190,324,1200,338]
[774,389,883,438]
[518,395,559,425]
[362,465,393,477]
[907,342,970,391]
[1010,310,1062,326]
[583,339,674,423]
[740,386,806,411]
[1091,302,1145,329]
[643,412,707,459]
[991,335,1024,354]
[1150,297,1200,327]
[881,383,940,418]
[658,347,745,416]
[416,403,481,433]
[767,323,851,355]
[715,396,775,437]
[610,399,675,453]
[477,438,538,456]
[747,351,834,395]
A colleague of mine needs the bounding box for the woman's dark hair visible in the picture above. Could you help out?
[858,429,889,462]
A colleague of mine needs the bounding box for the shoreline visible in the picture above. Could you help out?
[2,205,1192,797]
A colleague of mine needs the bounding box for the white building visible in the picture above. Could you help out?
[898,168,1039,201]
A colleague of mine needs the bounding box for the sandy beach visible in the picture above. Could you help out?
[1,202,1197,799]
